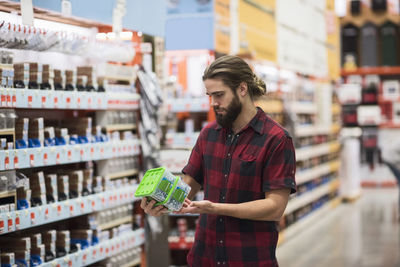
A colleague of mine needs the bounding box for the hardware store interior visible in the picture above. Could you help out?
[0,0,399,266]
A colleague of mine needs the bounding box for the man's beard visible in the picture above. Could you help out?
[214,95,242,129]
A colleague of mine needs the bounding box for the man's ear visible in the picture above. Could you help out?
[238,82,248,97]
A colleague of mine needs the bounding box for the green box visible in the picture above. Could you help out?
[135,167,191,211]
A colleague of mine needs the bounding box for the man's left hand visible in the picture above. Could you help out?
[175,198,215,214]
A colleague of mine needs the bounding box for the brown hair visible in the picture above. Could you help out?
[202,55,266,99]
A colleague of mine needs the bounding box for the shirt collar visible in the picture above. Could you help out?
[215,107,265,135]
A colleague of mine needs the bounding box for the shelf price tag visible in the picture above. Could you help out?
[7,94,11,107]
[1,93,6,107]
[67,150,72,161]
[92,248,96,259]
[88,97,92,108]
[31,211,36,225]
[4,156,9,170]
[43,153,48,165]
[7,216,13,231]
[45,207,49,219]
[0,219,4,233]
[70,204,74,215]
[41,96,46,107]
[27,95,32,107]
[54,96,58,108]
[66,97,71,108]
[12,95,16,107]
[56,153,60,164]
[14,156,18,169]
[30,154,35,166]
[82,252,87,264]
[80,201,85,212]
[15,214,20,230]
[57,204,62,216]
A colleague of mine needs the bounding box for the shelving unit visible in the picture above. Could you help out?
[0,4,146,267]
[107,169,139,180]
[0,185,138,235]
[279,79,341,241]
[40,228,145,267]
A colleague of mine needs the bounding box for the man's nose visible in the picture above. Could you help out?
[211,97,218,107]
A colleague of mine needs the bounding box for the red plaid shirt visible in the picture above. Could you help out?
[183,108,296,267]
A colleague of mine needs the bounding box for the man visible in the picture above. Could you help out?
[141,55,297,266]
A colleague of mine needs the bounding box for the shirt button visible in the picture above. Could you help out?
[223,262,226,265]
[222,196,225,200]
[219,240,223,244]
[224,174,227,178]
[228,153,231,157]
[217,262,221,265]
[219,218,223,222]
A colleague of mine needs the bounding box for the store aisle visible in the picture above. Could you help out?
[277,188,400,267]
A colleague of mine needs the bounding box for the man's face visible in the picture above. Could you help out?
[204,79,242,129]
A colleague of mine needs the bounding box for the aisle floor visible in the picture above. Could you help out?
[277,188,400,267]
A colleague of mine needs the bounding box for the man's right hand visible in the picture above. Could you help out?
[140,198,169,217]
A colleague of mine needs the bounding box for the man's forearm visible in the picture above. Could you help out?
[213,198,285,221]
[182,174,201,200]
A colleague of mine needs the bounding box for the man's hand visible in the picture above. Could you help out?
[175,198,215,214]
[140,198,169,217]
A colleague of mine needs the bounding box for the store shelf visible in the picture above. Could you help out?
[290,102,317,114]
[165,132,200,149]
[0,190,15,199]
[165,97,210,113]
[379,122,400,129]
[341,66,400,76]
[99,216,133,231]
[0,0,110,28]
[104,76,136,83]
[285,179,339,215]
[295,124,340,137]
[105,124,137,132]
[168,236,195,250]
[0,139,141,171]
[296,160,340,185]
[279,197,341,245]
[39,228,145,267]
[107,93,140,110]
[0,88,140,110]
[107,169,139,180]
[0,184,139,235]
[0,128,14,135]
[296,141,340,161]
[121,258,142,267]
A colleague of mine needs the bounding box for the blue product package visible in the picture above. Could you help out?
[17,199,29,210]
[71,239,90,250]
[69,136,79,145]
[55,137,67,146]
[30,255,42,266]
[44,138,56,147]
[28,138,41,148]
[16,139,28,149]
[78,136,89,144]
